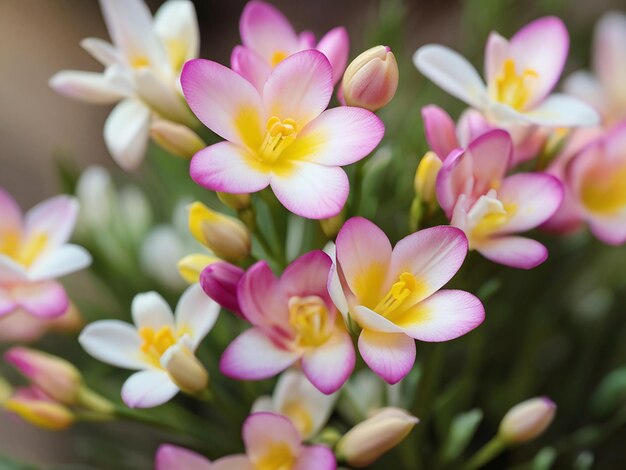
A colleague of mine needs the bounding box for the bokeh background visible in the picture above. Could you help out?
[1,0,626,468]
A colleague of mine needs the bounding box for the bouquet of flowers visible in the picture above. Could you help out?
[1,0,626,468]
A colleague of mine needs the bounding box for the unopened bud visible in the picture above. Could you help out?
[336,407,419,467]
[320,212,345,238]
[414,151,442,205]
[5,347,82,405]
[49,303,84,334]
[342,45,399,112]
[199,261,245,315]
[162,344,209,393]
[188,202,251,261]
[217,192,251,211]
[499,397,556,445]
[177,253,220,284]
[150,120,206,159]
[4,387,74,430]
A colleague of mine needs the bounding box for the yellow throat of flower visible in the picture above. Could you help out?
[281,401,314,437]
[495,59,538,110]
[581,165,626,215]
[255,443,296,470]
[139,325,178,367]
[131,56,151,69]
[271,50,288,68]
[0,232,48,267]
[471,202,517,241]
[288,295,331,348]
[373,272,427,320]
[259,116,298,163]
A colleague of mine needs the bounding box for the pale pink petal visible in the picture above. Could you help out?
[484,32,509,87]
[594,12,626,106]
[435,148,470,217]
[563,71,606,116]
[269,162,348,219]
[263,50,333,128]
[467,129,511,194]
[301,330,355,394]
[240,0,300,63]
[0,288,17,317]
[295,445,336,470]
[104,98,151,171]
[121,370,179,408]
[155,445,211,470]
[280,250,332,303]
[325,243,350,319]
[508,17,569,108]
[181,59,264,147]
[79,320,146,369]
[0,256,27,283]
[351,306,404,334]
[210,455,253,470]
[231,45,272,93]
[388,226,468,301]
[243,412,301,463]
[282,107,384,166]
[131,292,175,330]
[413,45,488,110]
[12,282,68,319]
[220,328,299,380]
[476,236,548,269]
[0,187,22,235]
[25,196,78,249]
[237,261,287,325]
[422,105,458,159]
[316,27,349,85]
[589,216,626,246]
[335,217,392,305]
[28,244,91,281]
[399,290,484,341]
[0,308,49,342]
[457,109,492,147]
[515,94,600,127]
[190,142,271,194]
[299,31,316,49]
[175,284,220,350]
[358,330,416,384]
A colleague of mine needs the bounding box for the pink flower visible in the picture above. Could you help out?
[0,190,91,319]
[220,251,355,394]
[199,261,245,317]
[231,0,349,92]
[329,217,484,384]
[437,130,563,269]
[0,303,82,344]
[155,412,336,470]
[182,50,384,219]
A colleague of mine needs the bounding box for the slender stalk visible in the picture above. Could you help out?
[462,436,506,470]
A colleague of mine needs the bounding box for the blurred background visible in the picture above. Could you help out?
[1,0,626,468]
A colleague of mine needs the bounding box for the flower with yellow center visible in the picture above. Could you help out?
[79,284,219,408]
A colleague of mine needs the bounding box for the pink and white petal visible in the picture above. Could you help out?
[0,256,27,283]
[231,46,272,93]
[0,288,17,317]
[301,330,355,394]
[131,292,175,330]
[13,281,68,319]
[520,94,600,127]
[240,0,300,62]
[49,70,126,104]
[351,305,404,333]
[399,290,484,342]
[435,148,470,218]
[121,370,179,408]
[155,444,211,470]
[588,216,626,246]
[80,38,120,67]
[104,98,151,171]
[190,142,271,194]
[283,107,384,166]
[594,12,626,103]
[358,330,416,384]
[295,445,337,470]
[243,412,301,463]
[210,455,254,470]
[421,105,458,159]
[181,59,264,147]
[0,187,22,235]
[281,250,332,301]
[484,32,509,87]
[0,308,49,342]
[220,328,299,380]
[476,236,548,269]
[269,162,349,219]
[237,260,287,325]
[316,27,349,85]
[79,320,146,369]
[388,226,468,300]
[497,173,564,233]
[299,31,316,49]
[563,71,606,116]
[25,195,78,248]
[508,17,569,107]
[263,50,333,127]
[174,283,220,350]
[467,129,511,193]
[335,217,392,304]
[457,109,493,147]
[325,244,350,319]
[413,45,488,110]
[28,244,92,281]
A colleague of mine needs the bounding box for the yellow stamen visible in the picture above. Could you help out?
[581,165,626,215]
[139,325,177,366]
[288,295,331,348]
[373,272,426,318]
[471,203,517,241]
[271,50,288,67]
[495,59,538,110]
[255,443,296,470]
[131,56,150,69]
[258,116,298,163]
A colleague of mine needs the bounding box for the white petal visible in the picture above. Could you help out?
[28,244,92,281]
[121,370,179,408]
[133,67,194,125]
[0,256,28,283]
[154,0,199,68]
[80,38,121,66]
[104,99,151,170]
[131,292,175,330]
[25,195,79,248]
[505,94,601,127]
[175,284,220,350]
[49,70,126,104]
[79,320,146,370]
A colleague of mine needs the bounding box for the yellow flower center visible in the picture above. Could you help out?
[374,272,427,319]
[581,165,626,215]
[288,295,331,348]
[255,443,296,470]
[131,56,150,69]
[495,59,539,110]
[271,50,288,68]
[258,116,298,163]
[0,232,48,267]
[471,202,517,241]
[139,325,178,366]
[281,401,314,437]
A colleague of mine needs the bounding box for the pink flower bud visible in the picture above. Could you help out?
[499,397,556,445]
[342,45,399,112]
[200,261,245,316]
[4,386,74,430]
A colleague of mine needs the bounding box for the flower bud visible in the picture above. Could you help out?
[4,347,82,405]
[188,202,251,261]
[177,253,220,284]
[150,119,206,159]
[199,261,245,316]
[336,407,419,467]
[342,45,399,112]
[498,397,556,445]
[49,302,84,334]
[4,387,74,430]
[217,192,251,211]
[161,344,209,393]
[320,213,345,238]
[414,151,442,205]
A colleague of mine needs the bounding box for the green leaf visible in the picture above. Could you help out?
[590,366,626,417]
[531,447,557,470]
[440,408,484,463]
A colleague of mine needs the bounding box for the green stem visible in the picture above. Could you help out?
[463,436,506,470]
